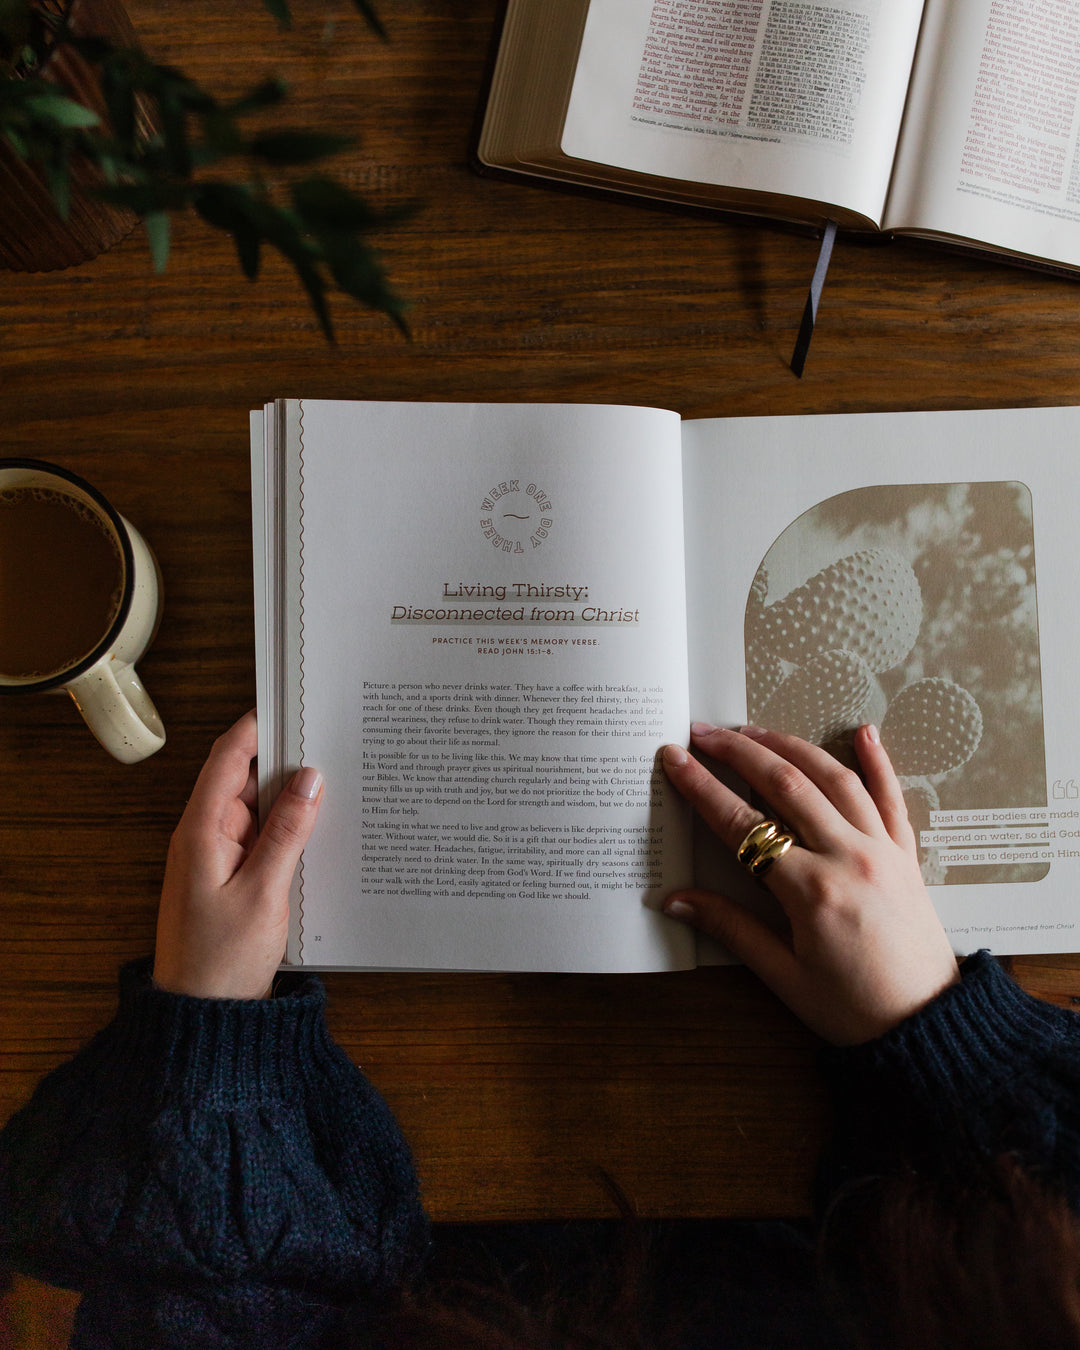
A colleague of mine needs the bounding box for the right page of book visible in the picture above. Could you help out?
[680,406,1080,957]
[884,0,1080,266]
[559,0,926,225]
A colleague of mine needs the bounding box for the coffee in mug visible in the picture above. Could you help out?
[1,486,125,678]
[0,459,165,762]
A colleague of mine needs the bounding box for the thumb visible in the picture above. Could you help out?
[666,888,798,990]
[245,767,324,893]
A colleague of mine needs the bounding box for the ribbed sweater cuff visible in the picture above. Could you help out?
[820,950,1074,1111]
[91,957,338,1108]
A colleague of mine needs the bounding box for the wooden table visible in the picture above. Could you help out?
[4,0,1080,1246]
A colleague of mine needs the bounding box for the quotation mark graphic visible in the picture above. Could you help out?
[1053,780,1079,800]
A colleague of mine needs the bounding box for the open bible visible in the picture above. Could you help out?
[251,400,1080,971]
[477,0,1080,275]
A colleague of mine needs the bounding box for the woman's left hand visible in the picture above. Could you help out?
[661,723,960,1045]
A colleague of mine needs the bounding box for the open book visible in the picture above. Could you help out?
[477,0,1080,274]
[251,400,1080,972]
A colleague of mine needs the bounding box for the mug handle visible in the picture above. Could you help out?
[66,662,166,764]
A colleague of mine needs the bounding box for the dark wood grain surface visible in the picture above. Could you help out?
[4,0,1080,1233]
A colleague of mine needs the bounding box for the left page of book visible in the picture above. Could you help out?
[558,0,927,227]
[883,0,1080,268]
[252,400,695,973]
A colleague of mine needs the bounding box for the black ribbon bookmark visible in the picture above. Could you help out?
[790,219,838,378]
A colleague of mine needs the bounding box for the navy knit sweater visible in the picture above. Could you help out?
[0,959,427,1348]
[2,951,1079,1348]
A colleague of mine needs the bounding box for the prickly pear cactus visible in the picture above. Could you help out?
[746,646,786,722]
[881,677,984,777]
[753,548,922,674]
[748,563,770,612]
[745,542,985,886]
[819,676,890,768]
[900,775,940,831]
[758,649,875,745]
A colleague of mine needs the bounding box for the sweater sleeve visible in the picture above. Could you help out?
[0,958,428,1350]
[817,949,1080,1210]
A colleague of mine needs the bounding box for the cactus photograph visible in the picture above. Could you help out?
[744,481,1045,886]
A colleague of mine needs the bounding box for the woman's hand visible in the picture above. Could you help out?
[661,723,959,1045]
[153,710,323,999]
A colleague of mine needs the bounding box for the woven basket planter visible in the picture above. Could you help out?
[0,0,142,271]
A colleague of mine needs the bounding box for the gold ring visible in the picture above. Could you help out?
[736,819,797,877]
[736,820,779,864]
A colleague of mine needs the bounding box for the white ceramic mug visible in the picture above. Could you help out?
[0,459,165,763]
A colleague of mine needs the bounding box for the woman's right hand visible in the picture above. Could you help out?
[154,710,323,1001]
[661,722,960,1045]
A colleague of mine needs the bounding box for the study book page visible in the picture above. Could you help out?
[884,0,1080,267]
[254,400,695,973]
[680,406,1080,958]
[560,0,926,225]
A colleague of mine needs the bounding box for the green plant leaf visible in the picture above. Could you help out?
[0,0,404,341]
[45,144,70,219]
[233,225,261,280]
[143,210,170,272]
[156,91,194,175]
[197,107,243,160]
[95,180,190,213]
[25,91,99,128]
[195,183,336,338]
[292,177,418,235]
[260,0,292,26]
[350,0,387,40]
[257,0,384,37]
[290,254,334,340]
[3,125,26,157]
[193,181,267,236]
[155,65,218,115]
[196,185,264,279]
[247,129,352,165]
[101,61,135,142]
[290,176,380,230]
[318,230,408,336]
[256,205,334,336]
[95,149,119,183]
[228,77,289,116]
[191,182,239,228]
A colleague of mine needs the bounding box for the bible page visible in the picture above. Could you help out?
[560,0,926,226]
[680,406,1080,958]
[254,400,695,973]
[884,0,1080,266]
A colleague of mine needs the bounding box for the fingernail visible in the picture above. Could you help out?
[665,897,696,921]
[290,766,323,800]
[865,723,881,745]
[662,743,689,767]
[690,720,716,736]
[739,724,767,739]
